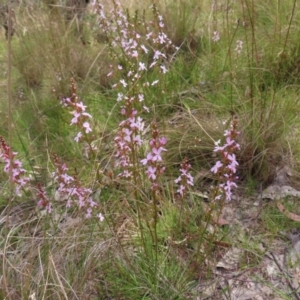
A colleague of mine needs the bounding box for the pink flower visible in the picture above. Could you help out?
[117,93,124,101]
[82,112,93,119]
[141,152,153,165]
[235,40,243,55]
[138,62,147,71]
[76,102,87,111]
[211,161,223,174]
[133,135,143,146]
[214,144,226,152]
[98,213,105,222]
[129,116,144,131]
[74,132,83,142]
[224,137,235,148]
[174,176,181,184]
[123,170,132,178]
[160,65,167,73]
[143,106,150,113]
[227,154,238,172]
[147,166,157,180]
[177,185,185,197]
[83,122,92,134]
[159,137,167,145]
[71,112,81,125]
[149,61,157,68]
[140,44,148,53]
[153,50,162,60]
[138,94,144,102]
[86,208,92,218]
[131,50,138,58]
[151,147,163,161]
[120,79,127,87]
[212,31,220,42]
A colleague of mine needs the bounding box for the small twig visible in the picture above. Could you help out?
[246,183,267,222]
[269,251,300,300]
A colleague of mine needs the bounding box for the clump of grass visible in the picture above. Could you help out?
[262,199,300,235]
[11,3,110,93]
[159,0,204,52]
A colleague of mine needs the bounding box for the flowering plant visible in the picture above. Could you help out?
[174,158,194,198]
[61,78,93,144]
[211,118,240,201]
[0,136,30,196]
[93,2,173,184]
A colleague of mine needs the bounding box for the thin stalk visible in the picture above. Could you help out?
[3,6,13,300]
[151,187,159,287]
[225,0,233,108]
[241,0,255,151]
[131,146,148,255]
[282,0,296,55]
